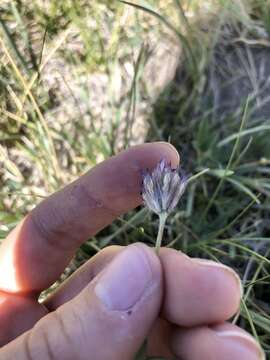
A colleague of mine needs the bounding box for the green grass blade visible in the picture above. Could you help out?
[218,124,270,147]
[119,0,198,75]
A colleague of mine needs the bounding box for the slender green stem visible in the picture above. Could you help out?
[186,168,209,184]
[200,96,251,220]
[155,212,168,255]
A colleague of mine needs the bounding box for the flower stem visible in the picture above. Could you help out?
[155,212,168,255]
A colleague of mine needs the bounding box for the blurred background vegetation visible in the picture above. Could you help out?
[0,0,270,357]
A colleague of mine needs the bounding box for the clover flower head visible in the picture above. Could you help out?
[141,159,187,216]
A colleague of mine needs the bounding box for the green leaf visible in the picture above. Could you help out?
[208,169,234,178]
[226,177,261,204]
[242,310,270,334]
[218,125,270,147]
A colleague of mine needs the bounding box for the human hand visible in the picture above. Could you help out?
[0,143,264,359]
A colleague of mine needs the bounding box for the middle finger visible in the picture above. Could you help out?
[160,248,242,326]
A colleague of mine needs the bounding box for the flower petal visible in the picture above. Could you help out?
[141,160,187,215]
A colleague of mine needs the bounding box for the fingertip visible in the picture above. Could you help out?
[159,249,242,326]
[191,258,242,318]
[159,247,190,260]
[124,142,180,171]
[93,242,162,312]
[131,242,163,285]
[212,324,265,360]
[171,324,264,360]
[92,142,180,211]
[153,142,180,167]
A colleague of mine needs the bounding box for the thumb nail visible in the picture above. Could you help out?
[94,244,155,311]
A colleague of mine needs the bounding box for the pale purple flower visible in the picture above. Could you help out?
[141,159,187,215]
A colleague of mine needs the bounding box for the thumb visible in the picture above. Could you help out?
[1,244,162,360]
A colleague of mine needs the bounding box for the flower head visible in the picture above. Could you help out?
[141,159,187,216]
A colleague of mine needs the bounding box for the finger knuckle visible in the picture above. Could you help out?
[25,310,76,360]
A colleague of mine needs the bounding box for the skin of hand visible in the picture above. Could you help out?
[0,142,265,360]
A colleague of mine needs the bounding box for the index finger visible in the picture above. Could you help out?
[0,142,179,295]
